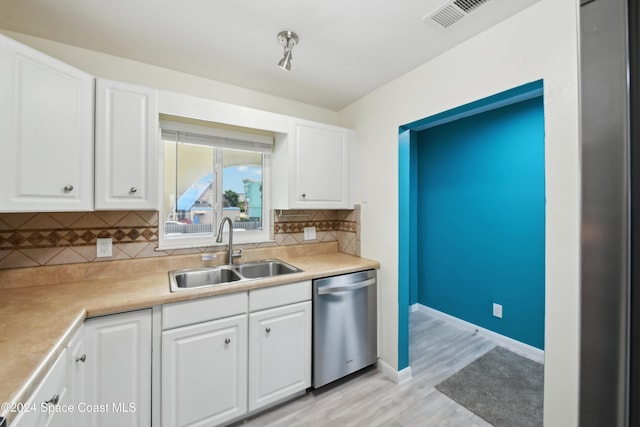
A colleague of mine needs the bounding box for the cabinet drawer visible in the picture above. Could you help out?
[249,281,311,312]
[163,292,248,330]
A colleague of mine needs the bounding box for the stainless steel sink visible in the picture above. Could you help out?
[232,259,302,279]
[170,266,242,292]
[168,259,303,292]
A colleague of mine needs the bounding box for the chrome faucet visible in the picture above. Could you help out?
[216,217,242,265]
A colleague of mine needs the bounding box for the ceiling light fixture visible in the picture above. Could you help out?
[277,30,298,71]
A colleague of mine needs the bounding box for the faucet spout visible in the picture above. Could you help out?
[216,217,241,265]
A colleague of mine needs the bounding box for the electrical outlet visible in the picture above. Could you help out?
[303,226,317,241]
[96,238,112,257]
[493,303,503,319]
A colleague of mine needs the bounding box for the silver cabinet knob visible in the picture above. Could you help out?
[129,187,137,193]
[76,354,86,363]
[225,338,231,344]
[64,185,74,192]
[266,327,271,333]
[45,394,59,405]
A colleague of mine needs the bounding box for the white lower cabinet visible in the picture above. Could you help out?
[248,300,311,411]
[10,349,70,427]
[66,325,86,427]
[83,309,152,427]
[11,325,87,427]
[160,281,312,427]
[161,292,248,427]
[162,314,248,427]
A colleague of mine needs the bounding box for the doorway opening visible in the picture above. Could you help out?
[398,80,545,370]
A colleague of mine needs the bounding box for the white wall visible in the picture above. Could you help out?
[0,29,338,125]
[338,1,581,426]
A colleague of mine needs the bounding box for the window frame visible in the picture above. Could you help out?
[157,121,272,250]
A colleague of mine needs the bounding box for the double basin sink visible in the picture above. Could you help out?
[169,259,303,292]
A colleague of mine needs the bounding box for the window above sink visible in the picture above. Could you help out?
[159,118,274,249]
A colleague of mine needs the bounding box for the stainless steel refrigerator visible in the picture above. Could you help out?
[580,0,640,425]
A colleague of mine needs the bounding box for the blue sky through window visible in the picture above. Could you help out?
[223,165,262,193]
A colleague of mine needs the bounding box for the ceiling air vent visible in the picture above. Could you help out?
[424,0,492,29]
[454,0,491,13]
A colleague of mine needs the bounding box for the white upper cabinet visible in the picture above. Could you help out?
[0,34,94,212]
[95,79,158,210]
[273,119,353,209]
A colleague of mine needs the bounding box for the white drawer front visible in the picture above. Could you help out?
[162,292,247,330]
[249,281,311,312]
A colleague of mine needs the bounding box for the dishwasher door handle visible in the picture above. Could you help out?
[317,278,376,295]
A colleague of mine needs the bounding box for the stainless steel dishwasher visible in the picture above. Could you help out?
[313,269,377,388]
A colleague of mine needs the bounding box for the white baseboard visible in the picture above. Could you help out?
[412,304,545,364]
[377,358,412,384]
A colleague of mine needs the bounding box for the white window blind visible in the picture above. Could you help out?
[160,121,273,154]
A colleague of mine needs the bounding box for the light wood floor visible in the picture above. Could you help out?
[233,309,496,427]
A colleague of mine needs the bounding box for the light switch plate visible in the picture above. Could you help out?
[303,226,317,241]
[96,238,113,257]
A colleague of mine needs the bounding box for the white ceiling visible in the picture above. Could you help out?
[0,0,540,110]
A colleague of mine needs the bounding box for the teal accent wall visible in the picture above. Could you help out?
[398,81,545,370]
[399,129,420,369]
[398,130,411,369]
[416,96,545,349]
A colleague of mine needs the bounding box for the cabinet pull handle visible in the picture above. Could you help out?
[266,327,271,333]
[64,185,74,192]
[76,354,86,363]
[225,338,231,344]
[301,193,306,198]
[45,394,59,406]
[129,187,138,193]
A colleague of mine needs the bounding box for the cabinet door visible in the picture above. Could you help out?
[11,350,69,427]
[66,325,85,427]
[95,79,158,210]
[84,310,152,427]
[0,35,94,212]
[292,120,351,208]
[248,301,311,411]
[162,314,247,427]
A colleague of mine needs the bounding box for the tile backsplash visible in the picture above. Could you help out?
[273,208,359,255]
[0,207,359,269]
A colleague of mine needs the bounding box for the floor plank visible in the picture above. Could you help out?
[232,309,496,427]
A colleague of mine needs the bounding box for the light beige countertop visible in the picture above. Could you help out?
[0,242,379,423]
